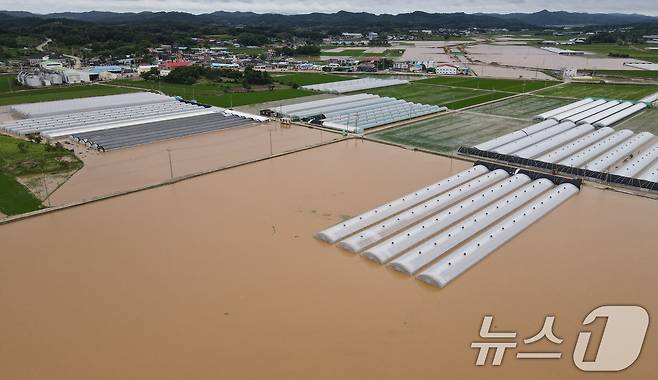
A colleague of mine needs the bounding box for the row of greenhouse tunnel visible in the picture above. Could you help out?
[316,164,580,288]
[315,96,657,288]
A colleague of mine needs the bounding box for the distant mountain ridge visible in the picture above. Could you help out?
[490,10,657,26]
[0,9,656,27]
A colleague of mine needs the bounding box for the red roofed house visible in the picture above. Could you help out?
[159,61,193,70]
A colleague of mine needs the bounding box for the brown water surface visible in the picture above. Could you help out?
[1,140,656,379]
[51,122,336,205]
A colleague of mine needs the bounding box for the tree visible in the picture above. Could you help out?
[140,67,160,81]
[294,45,321,56]
[236,32,268,47]
[164,66,201,85]
[242,66,272,86]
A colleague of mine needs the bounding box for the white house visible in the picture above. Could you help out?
[436,64,459,75]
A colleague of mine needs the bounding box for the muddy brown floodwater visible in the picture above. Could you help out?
[50,122,338,205]
[0,139,656,379]
[466,44,648,70]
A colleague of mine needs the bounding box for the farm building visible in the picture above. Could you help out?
[436,64,460,75]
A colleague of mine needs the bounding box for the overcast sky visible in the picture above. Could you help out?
[2,0,657,16]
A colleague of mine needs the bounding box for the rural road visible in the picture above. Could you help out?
[35,37,52,52]
[36,37,82,68]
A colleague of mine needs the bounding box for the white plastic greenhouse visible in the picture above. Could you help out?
[301,78,408,93]
[9,92,172,118]
[273,94,445,132]
[316,164,581,288]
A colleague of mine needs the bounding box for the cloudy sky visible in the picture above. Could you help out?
[2,0,657,16]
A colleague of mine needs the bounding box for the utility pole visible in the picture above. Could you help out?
[41,164,51,207]
[167,148,174,180]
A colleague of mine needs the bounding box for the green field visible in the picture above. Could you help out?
[0,135,82,177]
[0,134,83,215]
[615,108,658,135]
[361,82,519,109]
[0,74,19,93]
[534,83,658,101]
[590,70,658,80]
[111,79,235,98]
[576,43,658,63]
[363,49,405,57]
[0,172,42,216]
[112,79,318,107]
[416,76,556,93]
[195,88,316,107]
[0,84,140,106]
[469,95,575,120]
[273,73,353,86]
[372,112,528,153]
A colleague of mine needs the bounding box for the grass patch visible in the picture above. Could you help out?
[590,70,658,80]
[0,85,140,106]
[195,88,316,107]
[469,95,575,120]
[0,134,82,177]
[0,172,42,216]
[615,108,658,135]
[0,74,19,94]
[372,112,528,153]
[445,92,516,109]
[576,43,658,63]
[0,134,82,216]
[363,49,405,57]
[361,82,517,109]
[534,83,658,101]
[416,76,555,93]
[112,79,318,107]
[273,73,353,86]
[111,79,236,98]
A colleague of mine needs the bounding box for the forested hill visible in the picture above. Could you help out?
[1,9,657,28]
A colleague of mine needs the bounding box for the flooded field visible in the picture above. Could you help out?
[468,64,555,80]
[0,139,656,379]
[371,112,528,152]
[466,44,646,70]
[50,122,339,205]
